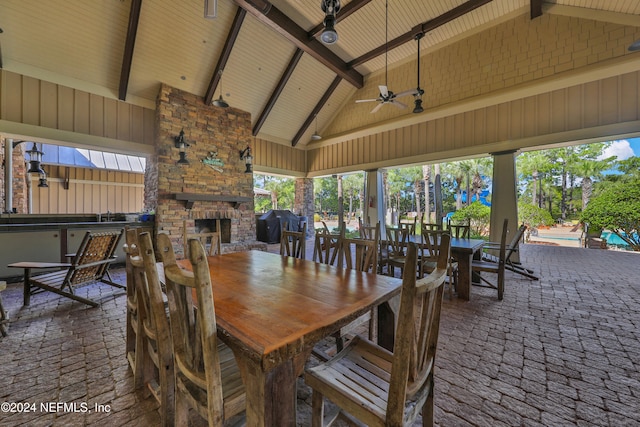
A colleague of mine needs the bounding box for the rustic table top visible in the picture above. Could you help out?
[178,250,402,371]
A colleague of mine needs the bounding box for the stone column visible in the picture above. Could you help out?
[294,177,314,237]
[490,150,519,262]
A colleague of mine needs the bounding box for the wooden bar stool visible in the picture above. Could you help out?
[0,281,8,337]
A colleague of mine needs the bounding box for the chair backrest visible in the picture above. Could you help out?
[135,232,175,424]
[496,218,509,270]
[421,222,442,232]
[449,222,470,238]
[68,230,123,285]
[386,226,410,257]
[342,237,378,273]
[420,229,450,261]
[398,217,417,235]
[280,221,306,259]
[183,220,222,258]
[359,221,380,241]
[156,233,227,424]
[313,228,341,266]
[387,236,449,424]
[505,223,527,261]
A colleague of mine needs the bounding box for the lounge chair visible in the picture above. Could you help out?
[482,223,539,280]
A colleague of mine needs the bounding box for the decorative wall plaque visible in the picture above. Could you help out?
[202,150,225,172]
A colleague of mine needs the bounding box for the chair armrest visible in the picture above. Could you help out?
[7,262,72,269]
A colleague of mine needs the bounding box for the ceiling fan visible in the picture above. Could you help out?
[355,0,418,113]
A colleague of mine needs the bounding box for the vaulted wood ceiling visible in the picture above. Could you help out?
[1,0,639,149]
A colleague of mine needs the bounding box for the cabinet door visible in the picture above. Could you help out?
[0,231,61,277]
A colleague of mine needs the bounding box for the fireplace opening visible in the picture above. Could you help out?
[195,219,231,244]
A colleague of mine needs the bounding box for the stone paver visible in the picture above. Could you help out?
[0,244,638,426]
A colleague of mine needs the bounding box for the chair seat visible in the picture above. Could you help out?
[471,259,500,273]
[306,336,399,426]
[177,342,246,421]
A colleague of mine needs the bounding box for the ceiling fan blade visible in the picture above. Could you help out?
[370,103,384,114]
[356,98,380,103]
[393,88,418,98]
[379,85,389,98]
[390,100,407,109]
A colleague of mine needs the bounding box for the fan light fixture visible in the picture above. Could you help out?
[174,129,190,164]
[320,0,340,44]
[213,70,229,108]
[629,39,640,52]
[311,117,322,140]
[413,33,425,114]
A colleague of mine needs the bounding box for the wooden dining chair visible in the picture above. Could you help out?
[313,228,341,265]
[482,223,539,280]
[421,229,458,298]
[123,228,144,388]
[448,219,471,238]
[280,221,307,259]
[183,219,221,258]
[358,221,381,272]
[305,237,450,427]
[398,216,417,236]
[134,231,175,427]
[471,218,509,300]
[383,225,411,277]
[0,281,8,337]
[156,233,246,427]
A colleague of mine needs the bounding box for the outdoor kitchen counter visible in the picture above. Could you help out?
[0,216,152,280]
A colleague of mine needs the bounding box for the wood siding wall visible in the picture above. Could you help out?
[31,166,144,214]
[253,137,306,176]
[307,70,640,175]
[0,70,155,147]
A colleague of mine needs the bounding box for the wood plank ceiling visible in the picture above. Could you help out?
[0,0,639,149]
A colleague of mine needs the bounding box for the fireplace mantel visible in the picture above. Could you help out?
[173,193,252,209]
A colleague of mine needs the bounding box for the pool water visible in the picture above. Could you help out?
[600,231,635,248]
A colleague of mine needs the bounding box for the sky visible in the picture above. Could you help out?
[599,138,639,160]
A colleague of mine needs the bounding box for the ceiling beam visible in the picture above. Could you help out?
[118,0,142,101]
[233,0,363,88]
[252,49,304,136]
[204,7,247,105]
[308,0,373,38]
[531,0,543,19]
[349,0,493,68]
[292,76,342,147]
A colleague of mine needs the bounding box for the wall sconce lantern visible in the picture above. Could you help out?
[174,129,190,164]
[38,171,49,188]
[239,146,253,174]
[320,0,340,44]
[26,142,45,174]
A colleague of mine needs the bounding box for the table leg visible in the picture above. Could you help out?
[457,255,472,301]
[235,356,299,427]
[23,268,31,306]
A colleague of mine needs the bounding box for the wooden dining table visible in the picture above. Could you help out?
[450,237,485,300]
[381,235,485,301]
[177,250,402,427]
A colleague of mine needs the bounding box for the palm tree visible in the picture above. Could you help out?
[422,164,431,222]
[518,151,549,208]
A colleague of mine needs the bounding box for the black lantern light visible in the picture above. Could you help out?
[26,142,45,174]
[239,146,253,174]
[174,129,190,164]
[38,171,49,188]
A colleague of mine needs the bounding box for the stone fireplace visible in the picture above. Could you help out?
[144,84,267,256]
